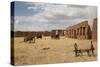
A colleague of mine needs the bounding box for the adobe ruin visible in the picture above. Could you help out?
[65,20,91,39]
[51,30,64,36]
[92,18,97,40]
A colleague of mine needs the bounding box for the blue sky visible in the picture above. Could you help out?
[14,2,44,16]
[12,1,97,31]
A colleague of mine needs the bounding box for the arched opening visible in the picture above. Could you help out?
[74,30,77,38]
[83,27,85,35]
[80,27,82,35]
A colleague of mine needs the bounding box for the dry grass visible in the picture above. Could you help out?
[13,36,97,65]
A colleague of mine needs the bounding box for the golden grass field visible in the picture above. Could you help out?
[13,37,97,65]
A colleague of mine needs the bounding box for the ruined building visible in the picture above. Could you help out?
[51,29,64,36]
[65,21,91,39]
[92,18,97,40]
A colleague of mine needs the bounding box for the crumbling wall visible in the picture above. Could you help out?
[65,20,91,39]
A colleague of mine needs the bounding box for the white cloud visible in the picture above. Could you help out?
[27,6,36,10]
[14,3,97,31]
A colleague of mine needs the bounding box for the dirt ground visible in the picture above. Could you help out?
[13,36,97,65]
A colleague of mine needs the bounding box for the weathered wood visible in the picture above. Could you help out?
[74,42,95,57]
